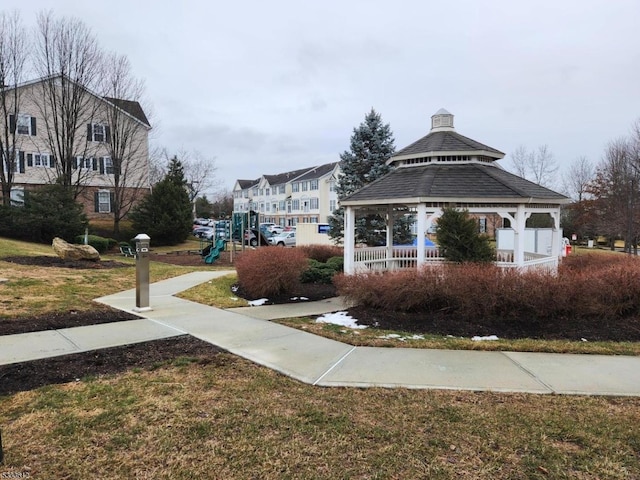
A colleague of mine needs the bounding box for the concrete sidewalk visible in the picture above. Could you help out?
[2,270,640,396]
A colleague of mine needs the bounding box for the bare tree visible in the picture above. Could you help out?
[156,148,219,217]
[508,144,559,189]
[0,11,28,206]
[100,52,151,234]
[31,11,104,197]
[563,156,594,201]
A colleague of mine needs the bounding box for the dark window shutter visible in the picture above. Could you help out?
[110,192,115,213]
[87,124,93,141]
[30,117,37,136]
[27,153,33,167]
[73,157,78,169]
[94,191,99,212]
[49,155,56,168]
[18,151,25,173]
[92,157,98,171]
[105,126,111,143]
[99,157,105,174]
[9,114,16,134]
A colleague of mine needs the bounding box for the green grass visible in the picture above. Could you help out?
[178,272,248,308]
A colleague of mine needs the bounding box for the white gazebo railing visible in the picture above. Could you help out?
[353,246,559,273]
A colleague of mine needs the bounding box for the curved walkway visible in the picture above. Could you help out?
[2,271,640,396]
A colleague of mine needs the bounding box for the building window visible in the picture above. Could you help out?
[26,153,51,168]
[292,182,300,192]
[88,123,109,142]
[279,200,286,211]
[292,199,300,210]
[265,188,270,196]
[97,190,111,213]
[104,156,114,174]
[302,181,308,192]
[329,199,336,212]
[329,180,336,192]
[279,185,285,194]
[310,197,319,210]
[310,217,318,223]
[310,179,318,190]
[10,187,24,207]
[9,114,36,136]
[76,156,92,169]
[479,217,487,234]
[16,114,35,135]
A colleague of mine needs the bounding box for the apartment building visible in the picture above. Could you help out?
[1,74,151,219]
[233,162,340,226]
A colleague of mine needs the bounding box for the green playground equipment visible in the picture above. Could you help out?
[201,237,227,264]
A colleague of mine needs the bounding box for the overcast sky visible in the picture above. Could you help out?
[5,0,640,195]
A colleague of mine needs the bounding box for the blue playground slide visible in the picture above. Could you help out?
[204,238,226,264]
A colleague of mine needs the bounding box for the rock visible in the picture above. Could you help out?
[52,237,100,262]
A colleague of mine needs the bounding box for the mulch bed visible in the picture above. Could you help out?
[0,336,225,396]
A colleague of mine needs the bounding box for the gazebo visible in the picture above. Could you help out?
[340,109,570,274]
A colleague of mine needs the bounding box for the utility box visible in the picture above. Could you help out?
[133,233,152,311]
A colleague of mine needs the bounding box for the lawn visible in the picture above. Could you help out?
[1,238,640,479]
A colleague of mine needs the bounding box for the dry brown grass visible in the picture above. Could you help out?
[1,355,639,479]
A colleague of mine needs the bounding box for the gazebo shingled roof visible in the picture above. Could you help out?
[341,163,567,204]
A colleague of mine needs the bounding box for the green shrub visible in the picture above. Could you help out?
[326,256,344,271]
[75,234,110,253]
[299,245,343,263]
[300,259,335,284]
[235,248,309,298]
[436,207,495,263]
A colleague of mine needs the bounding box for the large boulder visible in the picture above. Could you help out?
[52,237,100,262]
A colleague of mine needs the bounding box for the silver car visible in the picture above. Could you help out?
[268,231,296,247]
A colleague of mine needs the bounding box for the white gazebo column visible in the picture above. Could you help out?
[344,206,356,274]
[386,206,394,270]
[514,204,526,266]
[416,203,427,267]
[550,208,562,257]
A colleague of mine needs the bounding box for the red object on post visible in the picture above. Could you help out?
[565,245,572,255]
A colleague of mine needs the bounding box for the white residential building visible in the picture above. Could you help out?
[233,162,340,226]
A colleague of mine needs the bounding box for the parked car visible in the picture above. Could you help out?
[193,218,214,227]
[193,226,214,238]
[245,229,272,247]
[268,231,296,247]
[260,222,284,235]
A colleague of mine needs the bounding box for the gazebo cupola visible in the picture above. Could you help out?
[430,108,455,132]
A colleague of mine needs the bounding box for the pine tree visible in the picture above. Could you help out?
[329,109,412,245]
[129,156,193,246]
[436,207,495,263]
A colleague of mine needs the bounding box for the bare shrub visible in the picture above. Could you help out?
[299,245,343,263]
[235,248,309,299]
[334,254,640,324]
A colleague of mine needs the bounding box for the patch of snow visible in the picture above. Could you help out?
[581,338,588,342]
[377,333,425,341]
[231,285,239,292]
[316,311,367,329]
[290,296,309,301]
[229,297,239,301]
[471,335,499,341]
[248,298,269,306]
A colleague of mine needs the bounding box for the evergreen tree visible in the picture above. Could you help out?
[129,157,193,246]
[436,207,495,263]
[329,109,412,245]
[14,184,88,243]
